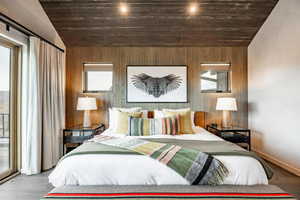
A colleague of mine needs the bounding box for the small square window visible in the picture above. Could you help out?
[201,70,230,92]
[200,63,231,93]
[83,63,113,93]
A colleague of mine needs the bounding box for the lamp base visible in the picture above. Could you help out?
[222,110,232,128]
[83,110,91,127]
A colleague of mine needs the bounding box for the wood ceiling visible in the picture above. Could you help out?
[39,0,278,47]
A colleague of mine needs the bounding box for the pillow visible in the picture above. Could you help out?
[162,108,195,127]
[163,109,194,134]
[114,110,142,134]
[128,116,180,136]
[109,107,141,129]
[162,108,190,112]
[140,110,149,118]
[154,110,164,118]
[191,111,195,127]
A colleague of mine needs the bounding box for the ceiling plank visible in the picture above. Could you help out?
[39,0,278,47]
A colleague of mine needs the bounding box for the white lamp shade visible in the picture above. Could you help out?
[77,97,97,111]
[216,97,237,111]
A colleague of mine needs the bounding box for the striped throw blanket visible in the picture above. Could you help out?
[91,135,228,185]
[42,192,296,200]
[128,116,180,136]
[41,185,296,200]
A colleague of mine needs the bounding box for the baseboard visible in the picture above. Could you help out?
[0,172,20,185]
[252,148,300,176]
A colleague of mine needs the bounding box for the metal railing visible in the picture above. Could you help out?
[0,113,9,138]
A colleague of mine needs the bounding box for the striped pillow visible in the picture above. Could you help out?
[128,116,180,136]
[163,110,194,134]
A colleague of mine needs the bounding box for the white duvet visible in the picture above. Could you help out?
[49,127,268,187]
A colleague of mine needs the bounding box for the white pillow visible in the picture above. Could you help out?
[191,111,195,127]
[108,107,141,130]
[162,108,190,112]
[140,110,149,118]
[154,110,164,118]
[159,108,196,127]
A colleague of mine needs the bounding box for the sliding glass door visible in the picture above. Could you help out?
[0,39,18,180]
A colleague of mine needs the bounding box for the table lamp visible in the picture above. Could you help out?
[77,97,97,127]
[216,97,237,128]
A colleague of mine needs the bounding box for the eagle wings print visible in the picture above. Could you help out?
[131,73,182,98]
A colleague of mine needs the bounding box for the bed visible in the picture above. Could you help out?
[49,111,271,187]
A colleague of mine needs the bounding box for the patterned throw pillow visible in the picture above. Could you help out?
[128,116,180,136]
[114,111,142,134]
[163,109,194,134]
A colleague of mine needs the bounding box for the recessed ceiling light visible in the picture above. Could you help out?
[119,3,128,14]
[189,3,198,14]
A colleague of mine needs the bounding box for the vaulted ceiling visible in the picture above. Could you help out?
[39,0,278,47]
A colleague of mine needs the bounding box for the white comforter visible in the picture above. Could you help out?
[49,127,268,187]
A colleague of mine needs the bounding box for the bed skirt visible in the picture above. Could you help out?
[41,185,296,200]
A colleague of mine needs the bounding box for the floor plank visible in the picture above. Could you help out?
[269,162,300,199]
[0,162,299,200]
[0,171,53,200]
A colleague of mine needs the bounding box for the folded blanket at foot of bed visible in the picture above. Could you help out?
[61,137,273,181]
[41,185,296,200]
[88,136,228,185]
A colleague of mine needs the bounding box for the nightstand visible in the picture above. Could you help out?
[206,125,251,151]
[63,124,105,155]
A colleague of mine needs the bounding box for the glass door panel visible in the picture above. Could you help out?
[0,41,17,179]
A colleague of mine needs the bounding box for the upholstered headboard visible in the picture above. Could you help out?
[147,111,206,128]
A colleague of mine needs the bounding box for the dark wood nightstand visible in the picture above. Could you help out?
[63,124,105,155]
[206,125,251,151]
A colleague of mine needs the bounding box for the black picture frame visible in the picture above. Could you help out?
[126,65,188,103]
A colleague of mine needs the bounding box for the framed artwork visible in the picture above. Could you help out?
[126,65,188,103]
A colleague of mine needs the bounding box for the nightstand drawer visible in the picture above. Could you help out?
[221,132,249,143]
[64,135,93,143]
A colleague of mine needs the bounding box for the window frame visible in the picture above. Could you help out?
[82,63,113,93]
[200,63,232,93]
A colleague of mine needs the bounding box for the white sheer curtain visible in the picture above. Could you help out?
[22,37,65,175]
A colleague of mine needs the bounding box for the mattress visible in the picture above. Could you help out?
[49,127,268,187]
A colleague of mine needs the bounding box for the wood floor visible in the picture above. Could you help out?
[0,162,299,200]
[0,171,53,200]
[268,162,300,199]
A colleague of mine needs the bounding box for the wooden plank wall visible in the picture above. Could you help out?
[66,47,248,128]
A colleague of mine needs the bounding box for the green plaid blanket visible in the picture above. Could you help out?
[86,135,229,185]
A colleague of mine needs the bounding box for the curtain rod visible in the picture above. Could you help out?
[0,13,65,53]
